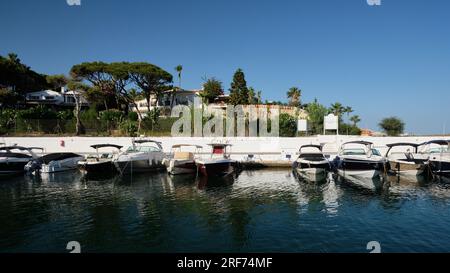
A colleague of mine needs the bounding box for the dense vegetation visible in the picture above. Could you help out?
[0,52,366,137]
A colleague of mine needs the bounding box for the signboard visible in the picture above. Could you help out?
[297,119,307,132]
[324,114,338,130]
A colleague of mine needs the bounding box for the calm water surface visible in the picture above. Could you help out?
[1,170,450,253]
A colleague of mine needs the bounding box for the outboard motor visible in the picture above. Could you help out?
[24,159,42,174]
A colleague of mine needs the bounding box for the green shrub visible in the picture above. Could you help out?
[279,113,297,137]
[120,120,138,136]
[127,111,138,121]
[0,109,17,129]
[17,105,57,120]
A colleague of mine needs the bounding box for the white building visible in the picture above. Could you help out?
[130,89,202,116]
[25,88,89,107]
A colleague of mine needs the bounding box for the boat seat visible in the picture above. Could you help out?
[174,152,194,160]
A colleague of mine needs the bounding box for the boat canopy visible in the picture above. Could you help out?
[207,143,232,147]
[422,140,450,146]
[386,142,421,148]
[134,139,162,144]
[90,144,123,150]
[171,144,202,149]
[343,141,373,146]
[299,144,323,152]
[39,153,82,164]
[385,142,421,156]
[0,146,43,152]
[132,139,163,150]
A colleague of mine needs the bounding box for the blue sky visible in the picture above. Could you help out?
[1,0,449,135]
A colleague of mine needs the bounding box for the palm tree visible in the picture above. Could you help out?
[350,115,361,127]
[344,106,353,121]
[287,87,301,107]
[329,102,344,116]
[175,65,183,88]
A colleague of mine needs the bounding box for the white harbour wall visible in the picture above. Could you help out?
[1,135,445,161]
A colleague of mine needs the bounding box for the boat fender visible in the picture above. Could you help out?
[60,140,65,147]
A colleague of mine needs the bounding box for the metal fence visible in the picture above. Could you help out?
[0,118,176,136]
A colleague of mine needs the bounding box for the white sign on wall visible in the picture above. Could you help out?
[324,114,338,130]
[297,119,307,132]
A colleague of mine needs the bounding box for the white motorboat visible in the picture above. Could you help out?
[195,143,237,178]
[78,144,123,176]
[25,153,84,174]
[0,146,43,176]
[385,142,429,177]
[163,144,202,175]
[422,140,450,178]
[113,139,166,174]
[293,144,332,181]
[334,141,386,190]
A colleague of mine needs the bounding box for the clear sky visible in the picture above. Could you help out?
[1,0,449,135]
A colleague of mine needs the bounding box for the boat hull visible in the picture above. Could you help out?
[78,160,117,174]
[429,160,450,177]
[165,159,197,175]
[388,160,428,177]
[295,167,328,181]
[114,159,165,174]
[295,162,330,181]
[336,157,385,190]
[196,161,235,177]
[39,156,85,173]
[0,161,29,175]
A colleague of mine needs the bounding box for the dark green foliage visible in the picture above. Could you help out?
[339,123,361,135]
[279,113,297,137]
[306,99,328,134]
[17,105,57,119]
[128,111,138,121]
[46,74,69,90]
[0,53,48,95]
[120,120,138,136]
[379,117,405,136]
[229,68,249,105]
[201,77,223,103]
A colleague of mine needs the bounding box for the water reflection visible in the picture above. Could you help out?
[1,169,450,252]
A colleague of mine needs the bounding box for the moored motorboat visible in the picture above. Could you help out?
[293,144,332,181]
[25,153,84,174]
[0,146,43,176]
[113,139,166,174]
[195,143,237,178]
[334,141,386,190]
[385,142,429,177]
[163,144,202,175]
[422,140,450,178]
[78,144,122,176]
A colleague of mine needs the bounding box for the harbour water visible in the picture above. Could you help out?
[1,170,450,253]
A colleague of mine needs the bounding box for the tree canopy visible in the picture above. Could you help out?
[287,87,301,107]
[0,53,48,94]
[201,77,223,103]
[70,61,173,111]
[379,117,405,136]
[229,68,249,105]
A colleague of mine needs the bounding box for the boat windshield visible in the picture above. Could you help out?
[126,146,161,153]
[342,148,366,156]
[429,147,449,154]
[371,149,382,156]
